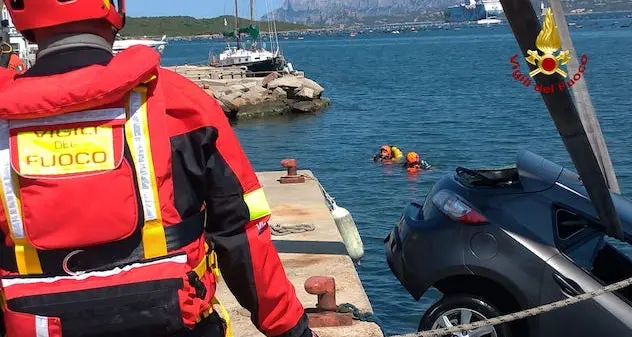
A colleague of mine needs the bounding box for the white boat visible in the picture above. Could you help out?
[113,35,167,54]
[22,35,167,65]
[477,17,502,24]
[210,0,288,73]
[213,46,285,72]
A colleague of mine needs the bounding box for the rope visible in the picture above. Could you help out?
[270,223,315,236]
[268,175,324,236]
[337,303,381,323]
[299,174,337,209]
[337,303,387,335]
[390,275,632,337]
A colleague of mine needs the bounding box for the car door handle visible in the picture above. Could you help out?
[553,273,584,296]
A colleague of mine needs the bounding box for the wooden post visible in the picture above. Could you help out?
[547,0,620,193]
[498,0,623,240]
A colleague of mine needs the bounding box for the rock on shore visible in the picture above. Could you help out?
[209,72,329,120]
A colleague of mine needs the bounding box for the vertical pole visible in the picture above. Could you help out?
[250,0,254,25]
[234,0,240,49]
[547,0,620,193]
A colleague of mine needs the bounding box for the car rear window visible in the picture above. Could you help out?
[455,166,521,187]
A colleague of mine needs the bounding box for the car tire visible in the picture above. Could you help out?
[418,294,512,337]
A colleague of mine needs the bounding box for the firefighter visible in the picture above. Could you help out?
[0,1,316,337]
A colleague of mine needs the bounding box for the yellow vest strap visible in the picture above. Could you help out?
[124,88,168,259]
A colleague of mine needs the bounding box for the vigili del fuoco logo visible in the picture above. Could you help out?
[509,8,588,94]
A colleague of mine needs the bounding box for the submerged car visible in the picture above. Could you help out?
[385,150,632,337]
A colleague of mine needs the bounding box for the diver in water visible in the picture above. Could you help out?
[374,145,403,163]
[404,152,431,172]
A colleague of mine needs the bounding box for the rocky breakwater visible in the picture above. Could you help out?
[214,72,329,120]
[166,65,329,120]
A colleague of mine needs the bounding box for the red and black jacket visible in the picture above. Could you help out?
[0,44,309,337]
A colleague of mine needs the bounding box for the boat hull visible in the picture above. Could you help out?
[246,57,286,72]
[215,56,286,73]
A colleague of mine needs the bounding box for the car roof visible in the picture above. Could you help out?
[516,149,563,193]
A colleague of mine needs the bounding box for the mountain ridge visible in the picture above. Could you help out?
[262,0,632,26]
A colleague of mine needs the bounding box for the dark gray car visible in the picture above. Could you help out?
[385,149,632,337]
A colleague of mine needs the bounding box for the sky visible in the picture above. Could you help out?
[126,0,284,19]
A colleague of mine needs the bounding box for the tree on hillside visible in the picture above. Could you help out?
[121,16,313,37]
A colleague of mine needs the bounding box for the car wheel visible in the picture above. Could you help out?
[418,294,511,337]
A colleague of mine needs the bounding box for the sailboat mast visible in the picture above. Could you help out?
[250,0,254,25]
[234,0,240,48]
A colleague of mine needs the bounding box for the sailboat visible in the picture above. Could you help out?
[210,0,286,73]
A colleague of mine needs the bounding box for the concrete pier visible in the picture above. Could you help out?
[214,170,383,337]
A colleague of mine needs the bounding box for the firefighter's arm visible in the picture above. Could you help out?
[203,105,311,337]
[161,69,311,337]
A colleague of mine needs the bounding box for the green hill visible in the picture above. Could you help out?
[121,15,313,37]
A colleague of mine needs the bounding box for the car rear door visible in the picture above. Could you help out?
[538,253,632,336]
[537,208,632,336]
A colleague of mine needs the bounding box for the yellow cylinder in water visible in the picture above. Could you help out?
[331,204,364,262]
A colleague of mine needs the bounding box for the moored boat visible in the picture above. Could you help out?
[210,0,288,74]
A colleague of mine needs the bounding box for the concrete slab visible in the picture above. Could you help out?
[214,170,383,337]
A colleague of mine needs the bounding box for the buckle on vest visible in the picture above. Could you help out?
[187,270,207,299]
[208,250,220,281]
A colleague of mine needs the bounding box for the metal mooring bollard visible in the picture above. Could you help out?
[304,276,353,327]
[279,158,305,184]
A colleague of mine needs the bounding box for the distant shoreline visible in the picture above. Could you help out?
[123,9,632,40]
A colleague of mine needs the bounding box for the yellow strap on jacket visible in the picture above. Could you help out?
[193,249,233,337]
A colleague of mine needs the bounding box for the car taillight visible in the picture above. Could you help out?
[431,190,488,224]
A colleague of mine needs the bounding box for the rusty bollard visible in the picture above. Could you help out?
[304,276,353,327]
[279,158,305,184]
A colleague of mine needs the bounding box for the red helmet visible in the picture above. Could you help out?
[3,0,126,41]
